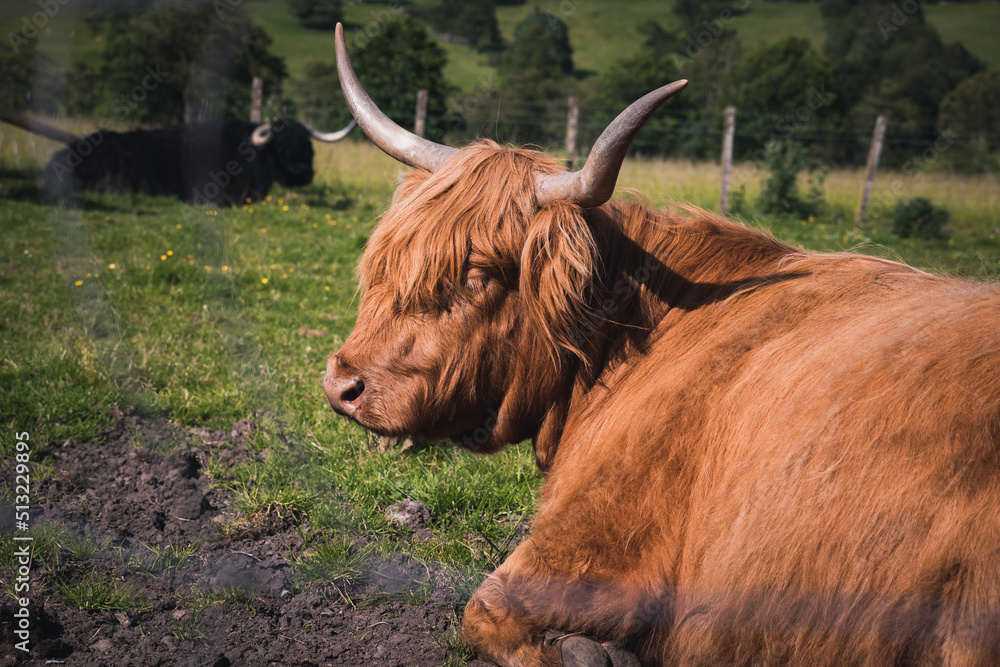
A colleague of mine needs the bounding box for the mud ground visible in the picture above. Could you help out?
[1,413,494,666]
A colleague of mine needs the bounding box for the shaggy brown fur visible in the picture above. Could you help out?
[324,140,1000,666]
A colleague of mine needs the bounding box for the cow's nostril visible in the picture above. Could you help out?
[341,378,365,403]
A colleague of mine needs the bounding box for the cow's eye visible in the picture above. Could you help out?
[464,267,491,291]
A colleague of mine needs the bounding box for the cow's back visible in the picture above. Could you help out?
[539,253,1000,665]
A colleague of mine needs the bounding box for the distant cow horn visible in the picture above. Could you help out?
[305,119,357,143]
[535,80,688,208]
[251,123,273,147]
[334,23,457,172]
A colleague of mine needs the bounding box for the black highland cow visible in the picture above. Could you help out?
[0,111,354,205]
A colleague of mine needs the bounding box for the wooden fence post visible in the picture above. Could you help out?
[719,105,736,215]
[250,77,263,123]
[414,89,429,138]
[565,95,579,170]
[857,115,888,223]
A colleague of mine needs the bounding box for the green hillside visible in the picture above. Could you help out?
[926,3,1000,69]
[243,0,998,92]
[1,0,996,97]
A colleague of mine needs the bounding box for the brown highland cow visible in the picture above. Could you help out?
[323,24,1000,667]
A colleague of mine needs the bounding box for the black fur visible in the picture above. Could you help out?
[44,118,316,205]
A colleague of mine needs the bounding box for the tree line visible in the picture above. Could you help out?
[1,0,996,172]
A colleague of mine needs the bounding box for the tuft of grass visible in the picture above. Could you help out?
[402,580,436,606]
[0,523,69,568]
[1,522,120,594]
[171,610,208,643]
[124,542,201,575]
[432,615,476,667]
[290,534,373,588]
[232,484,317,519]
[169,593,213,643]
[55,570,149,612]
[221,460,319,521]
[57,529,114,562]
[216,585,260,613]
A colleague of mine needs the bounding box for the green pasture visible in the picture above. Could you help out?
[1,136,998,603]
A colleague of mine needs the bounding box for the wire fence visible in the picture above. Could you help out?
[1,90,996,174]
[286,90,998,172]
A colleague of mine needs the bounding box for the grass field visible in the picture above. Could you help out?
[0,152,541,584]
[1,129,998,614]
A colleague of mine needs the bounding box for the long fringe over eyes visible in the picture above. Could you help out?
[358,141,605,367]
[359,141,561,310]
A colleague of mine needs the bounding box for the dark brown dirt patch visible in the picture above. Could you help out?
[1,414,491,666]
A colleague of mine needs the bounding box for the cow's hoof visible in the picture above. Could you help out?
[560,636,612,667]
[602,643,642,667]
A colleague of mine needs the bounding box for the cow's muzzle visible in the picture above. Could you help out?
[324,356,367,419]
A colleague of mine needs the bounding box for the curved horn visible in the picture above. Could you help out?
[535,80,688,209]
[0,109,77,144]
[335,22,457,171]
[305,119,356,142]
[251,123,273,147]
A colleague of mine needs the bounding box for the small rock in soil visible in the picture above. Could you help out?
[91,639,113,653]
[384,499,431,529]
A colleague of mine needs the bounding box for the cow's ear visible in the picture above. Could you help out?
[520,201,598,368]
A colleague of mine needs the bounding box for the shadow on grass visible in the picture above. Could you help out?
[0,165,46,203]
[296,183,358,210]
[0,162,195,214]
